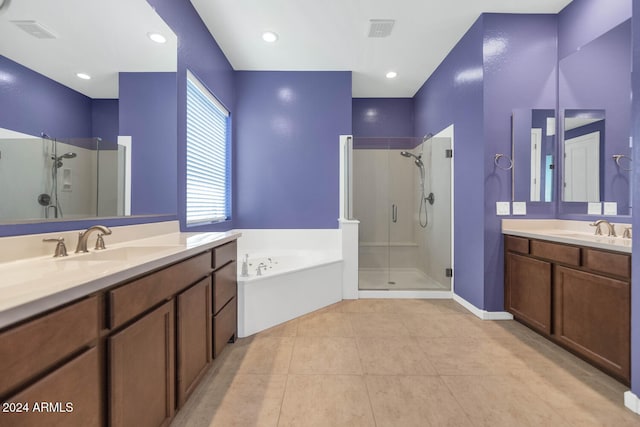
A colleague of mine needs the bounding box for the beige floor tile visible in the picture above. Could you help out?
[257,318,299,337]
[289,336,362,374]
[366,375,473,427]
[442,375,571,427]
[278,375,375,427]
[426,299,471,315]
[509,370,640,427]
[297,312,354,337]
[225,337,294,375]
[417,336,529,375]
[339,298,399,313]
[349,312,411,337]
[356,336,437,375]
[401,312,482,338]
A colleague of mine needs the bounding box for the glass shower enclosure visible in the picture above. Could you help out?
[352,136,452,291]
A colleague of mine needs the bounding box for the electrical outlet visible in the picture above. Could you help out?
[496,202,510,216]
[588,202,602,215]
[512,202,527,215]
[603,202,617,216]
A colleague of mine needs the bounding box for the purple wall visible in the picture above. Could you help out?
[414,17,486,308]
[148,0,236,232]
[558,20,632,214]
[352,98,414,136]
[482,14,559,310]
[559,0,631,58]
[119,72,177,215]
[235,71,352,229]
[630,0,640,401]
[91,99,119,150]
[0,55,92,138]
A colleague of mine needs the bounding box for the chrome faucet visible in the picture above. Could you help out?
[43,237,68,257]
[590,220,616,237]
[75,225,112,253]
[623,226,632,239]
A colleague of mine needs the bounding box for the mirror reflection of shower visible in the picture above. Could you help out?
[39,134,77,218]
[400,150,430,228]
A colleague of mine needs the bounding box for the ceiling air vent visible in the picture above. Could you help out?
[11,20,57,39]
[368,19,395,38]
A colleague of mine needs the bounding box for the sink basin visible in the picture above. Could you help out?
[62,246,181,262]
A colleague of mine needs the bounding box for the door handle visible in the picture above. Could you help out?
[392,204,397,223]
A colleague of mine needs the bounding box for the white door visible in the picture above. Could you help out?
[564,131,600,201]
[530,128,542,201]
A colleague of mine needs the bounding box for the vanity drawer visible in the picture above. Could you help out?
[530,240,580,266]
[213,261,237,315]
[213,240,237,270]
[213,297,237,358]
[582,248,630,279]
[0,296,99,397]
[109,252,212,329]
[505,235,529,254]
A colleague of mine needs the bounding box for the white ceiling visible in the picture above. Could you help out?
[191,0,573,97]
[0,0,177,99]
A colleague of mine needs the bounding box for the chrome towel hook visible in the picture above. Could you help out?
[494,153,513,170]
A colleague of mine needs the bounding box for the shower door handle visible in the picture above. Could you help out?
[392,204,397,223]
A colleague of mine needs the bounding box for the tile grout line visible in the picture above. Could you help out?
[275,317,300,426]
[350,310,380,427]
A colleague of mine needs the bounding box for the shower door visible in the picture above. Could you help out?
[353,136,452,291]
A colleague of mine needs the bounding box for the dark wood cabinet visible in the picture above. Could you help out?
[504,234,631,384]
[176,277,212,408]
[109,301,175,427]
[0,238,238,427]
[1,347,102,427]
[505,253,552,334]
[554,266,630,380]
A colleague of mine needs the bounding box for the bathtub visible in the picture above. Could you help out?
[236,244,343,337]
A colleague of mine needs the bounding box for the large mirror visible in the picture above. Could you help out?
[512,108,556,202]
[558,19,631,215]
[0,0,177,222]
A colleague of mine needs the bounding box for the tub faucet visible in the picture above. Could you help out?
[590,220,616,237]
[241,254,249,277]
[75,225,112,253]
[256,263,267,276]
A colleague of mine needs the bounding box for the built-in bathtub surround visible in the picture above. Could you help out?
[235,229,343,337]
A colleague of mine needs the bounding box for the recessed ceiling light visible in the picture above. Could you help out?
[386,71,398,79]
[262,31,278,43]
[76,73,91,80]
[147,32,167,44]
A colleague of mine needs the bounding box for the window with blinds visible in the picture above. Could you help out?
[186,70,231,225]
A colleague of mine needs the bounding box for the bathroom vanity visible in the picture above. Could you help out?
[0,228,238,427]
[503,220,630,384]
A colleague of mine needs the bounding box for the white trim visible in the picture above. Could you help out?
[186,69,229,116]
[453,293,514,320]
[117,136,132,216]
[625,391,640,415]
[358,290,452,299]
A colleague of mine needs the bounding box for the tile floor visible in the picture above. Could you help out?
[170,299,639,427]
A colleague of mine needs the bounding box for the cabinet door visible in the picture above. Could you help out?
[176,277,211,408]
[109,301,175,427]
[505,253,552,334]
[554,266,630,382]
[1,347,102,427]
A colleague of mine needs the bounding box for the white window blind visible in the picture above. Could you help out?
[186,70,230,225]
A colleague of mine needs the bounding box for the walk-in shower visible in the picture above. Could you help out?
[353,135,452,292]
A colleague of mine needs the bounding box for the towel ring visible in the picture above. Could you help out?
[612,154,632,171]
[494,153,513,170]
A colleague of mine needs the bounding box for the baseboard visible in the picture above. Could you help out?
[452,294,514,320]
[358,290,452,299]
[625,391,640,415]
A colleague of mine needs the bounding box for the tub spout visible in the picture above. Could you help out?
[241,254,249,277]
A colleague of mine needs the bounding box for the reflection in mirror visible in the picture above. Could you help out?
[0,135,126,221]
[562,109,605,202]
[0,0,177,223]
[512,109,555,202]
[558,19,631,215]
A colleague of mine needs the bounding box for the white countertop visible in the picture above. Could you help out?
[502,219,631,254]
[0,228,240,329]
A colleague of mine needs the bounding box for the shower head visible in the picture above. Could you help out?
[414,159,424,168]
[57,152,77,160]
[400,151,421,161]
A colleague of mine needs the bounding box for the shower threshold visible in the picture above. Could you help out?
[358,268,449,291]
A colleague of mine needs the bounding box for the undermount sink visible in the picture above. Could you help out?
[61,245,181,262]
